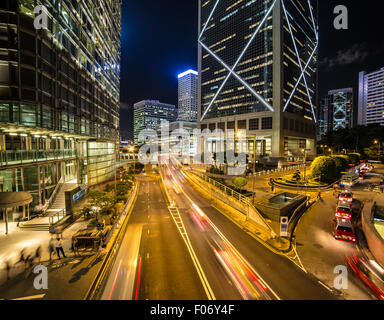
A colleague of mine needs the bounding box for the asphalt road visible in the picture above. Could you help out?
[129,175,207,300]
[162,162,337,300]
[294,166,384,300]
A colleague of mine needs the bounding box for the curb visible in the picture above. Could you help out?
[83,182,139,300]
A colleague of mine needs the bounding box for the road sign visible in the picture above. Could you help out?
[280,216,289,237]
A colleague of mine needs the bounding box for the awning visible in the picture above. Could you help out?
[0,192,33,209]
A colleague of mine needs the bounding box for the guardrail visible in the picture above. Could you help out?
[192,170,252,206]
[185,169,276,238]
[84,182,139,300]
[248,164,308,177]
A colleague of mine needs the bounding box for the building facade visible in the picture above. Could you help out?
[0,0,122,209]
[198,0,319,165]
[134,100,176,145]
[157,121,198,162]
[177,69,198,122]
[328,88,354,131]
[317,97,330,141]
[358,68,384,126]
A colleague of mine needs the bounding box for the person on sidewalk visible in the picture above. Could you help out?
[35,246,41,263]
[55,238,66,259]
[71,238,79,257]
[48,238,55,260]
[5,261,11,280]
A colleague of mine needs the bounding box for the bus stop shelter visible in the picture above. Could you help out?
[0,192,33,235]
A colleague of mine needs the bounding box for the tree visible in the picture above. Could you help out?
[232,177,248,190]
[311,156,339,183]
[332,156,348,172]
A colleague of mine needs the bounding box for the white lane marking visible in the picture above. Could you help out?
[170,163,280,300]
[11,294,46,300]
[318,280,333,293]
[161,165,215,300]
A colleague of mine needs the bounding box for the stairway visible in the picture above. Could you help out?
[19,181,78,231]
[45,182,78,214]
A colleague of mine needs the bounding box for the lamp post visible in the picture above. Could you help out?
[251,135,257,207]
[374,140,381,161]
[301,148,307,182]
[129,146,135,173]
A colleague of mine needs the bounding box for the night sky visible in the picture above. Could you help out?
[120,0,384,139]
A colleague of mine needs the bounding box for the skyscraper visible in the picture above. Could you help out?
[134,100,176,145]
[328,88,354,131]
[0,1,121,208]
[177,70,198,122]
[358,68,384,126]
[198,0,318,165]
[317,97,330,141]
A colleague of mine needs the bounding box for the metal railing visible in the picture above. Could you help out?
[49,209,67,226]
[191,170,252,206]
[0,149,76,167]
[42,176,65,214]
[249,164,308,177]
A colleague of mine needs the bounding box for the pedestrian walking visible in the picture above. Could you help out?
[5,260,11,280]
[35,246,41,263]
[48,238,55,260]
[318,192,322,200]
[71,238,79,257]
[18,249,26,269]
[55,237,66,259]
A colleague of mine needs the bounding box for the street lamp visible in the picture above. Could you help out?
[129,146,136,173]
[301,148,307,182]
[374,140,381,160]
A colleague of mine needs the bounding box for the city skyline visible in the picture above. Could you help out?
[120,0,384,137]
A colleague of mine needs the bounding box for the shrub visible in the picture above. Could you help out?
[231,177,248,189]
[311,156,339,183]
[347,153,360,164]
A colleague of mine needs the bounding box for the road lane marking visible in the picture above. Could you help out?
[169,163,281,300]
[11,294,46,300]
[318,280,333,293]
[160,166,215,300]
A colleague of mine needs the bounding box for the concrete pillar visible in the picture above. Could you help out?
[27,205,30,221]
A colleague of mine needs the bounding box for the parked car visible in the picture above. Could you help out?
[333,218,356,243]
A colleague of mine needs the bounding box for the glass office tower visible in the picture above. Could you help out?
[198,0,318,165]
[328,88,353,131]
[0,0,121,206]
[177,70,198,122]
[134,100,176,145]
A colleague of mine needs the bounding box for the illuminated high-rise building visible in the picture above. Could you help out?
[198,0,319,165]
[134,100,176,145]
[358,68,384,126]
[0,0,121,212]
[328,88,353,131]
[177,70,198,122]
